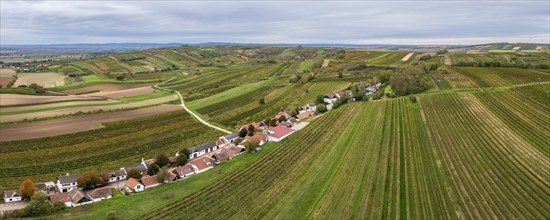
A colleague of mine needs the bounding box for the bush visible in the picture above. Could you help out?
[155,154,170,167]
[239,128,248,138]
[126,169,142,180]
[316,95,325,104]
[390,65,431,96]
[244,138,260,153]
[258,98,265,105]
[316,104,328,113]
[409,95,417,103]
[157,168,171,183]
[78,171,105,190]
[147,164,160,176]
[175,155,187,166]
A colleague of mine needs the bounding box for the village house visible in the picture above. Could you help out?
[125,178,144,193]
[189,157,215,173]
[187,141,218,159]
[267,125,295,142]
[50,189,93,207]
[324,93,338,104]
[123,163,148,177]
[245,132,268,145]
[57,173,80,193]
[172,164,197,179]
[223,132,240,143]
[87,187,112,202]
[141,175,160,189]
[298,103,317,114]
[296,111,315,120]
[36,182,56,195]
[275,111,289,120]
[229,144,245,155]
[3,190,22,203]
[213,148,238,163]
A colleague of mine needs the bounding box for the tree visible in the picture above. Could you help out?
[147,164,160,176]
[269,118,278,127]
[116,74,125,81]
[258,97,265,105]
[126,169,142,180]
[19,178,36,200]
[239,128,248,138]
[175,155,188,166]
[157,168,171,183]
[78,171,104,190]
[244,138,260,153]
[182,148,191,159]
[247,125,255,136]
[316,104,328,113]
[234,138,243,146]
[155,154,170,167]
[316,95,325,104]
[338,72,343,78]
[390,65,431,96]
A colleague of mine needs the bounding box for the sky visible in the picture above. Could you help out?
[1,0,549,45]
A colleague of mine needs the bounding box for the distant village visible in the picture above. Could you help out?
[2,80,384,214]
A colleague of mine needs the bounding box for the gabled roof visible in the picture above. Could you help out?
[173,164,195,176]
[68,189,92,204]
[49,192,71,204]
[87,187,112,199]
[126,178,142,188]
[169,156,177,164]
[141,175,159,187]
[188,141,217,153]
[223,132,240,141]
[214,148,237,162]
[229,145,245,153]
[114,169,127,177]
[3,190,19,199]
[36,183,47,191]
[58,174,80,184]
[245,133,267,142]
[189,157,214,171]
[288,117,298,123]
[296,111,315,120]
[268,125,295,139]
[124,164,147,172]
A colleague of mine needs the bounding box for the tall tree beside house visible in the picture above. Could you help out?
[316,95,325,104]
[78,171,105,190]
[247,125,255,136]
[175,155,188,166]
[239,128,248,138]
[269,118,278,127]
[316,104,328,113]
[157,168,171,183]
[19,178,36,200]
[147,164,160,176]
[155,154,170,167]
[126,169,142,180]
[182,148,191,159]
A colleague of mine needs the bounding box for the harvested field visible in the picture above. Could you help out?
[0,99,120,113]
[401,53,414,61]
[0,105,181,141]
[0,94,103,106]
[85,86,156,98]
[60,83,156,95]
[13,72,65,88]
[0,69,17,77]
[0,77,14,87]
[0,94,178,122]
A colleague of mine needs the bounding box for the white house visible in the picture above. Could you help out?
[49,189,93,207]
[57,173,80,193]
[298,103,317,114]
[141,175,160,189]
[323,93,338,104]
[187,141,218,159]
[172,164,197,179]
[3,190,22,203]
[125,178,144,193]
[189,157,215,174]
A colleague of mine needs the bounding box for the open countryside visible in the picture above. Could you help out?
[0,1,548,219]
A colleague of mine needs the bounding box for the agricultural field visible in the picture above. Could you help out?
[78,84,546,219]
[451,67,549,87]
[60,83,156,95]
[12,72,66,88]
[0,110,224,188]
[367,51,409,65]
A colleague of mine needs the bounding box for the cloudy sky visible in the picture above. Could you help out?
[1,1,549,45]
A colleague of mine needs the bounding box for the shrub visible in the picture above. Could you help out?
[147,164,160,176]
[175,155,188,166]
[155,154,170,167]
[258,98,265,105]
[316,104,328,113]
[78,171,105,190]
[157,168,171,183]
[126,169,142,180]
[409,95,417,103]
[244,138,260,153]
[239,128,248,138]
[107,211,117,220]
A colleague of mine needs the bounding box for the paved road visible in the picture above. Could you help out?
[174,91,232,134]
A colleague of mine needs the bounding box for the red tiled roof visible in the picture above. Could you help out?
[189,157,214,171]
[242,122,259,130]
[172,164,195,176]
[245,133,267,142]
[87,187,112,199]
[296,111,315,119]
[268,125,294,139]
[50,192,71,203]
[126,178,141,188]
[141,175,159,187]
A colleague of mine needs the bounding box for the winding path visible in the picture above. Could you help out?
[173,90,232,134]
